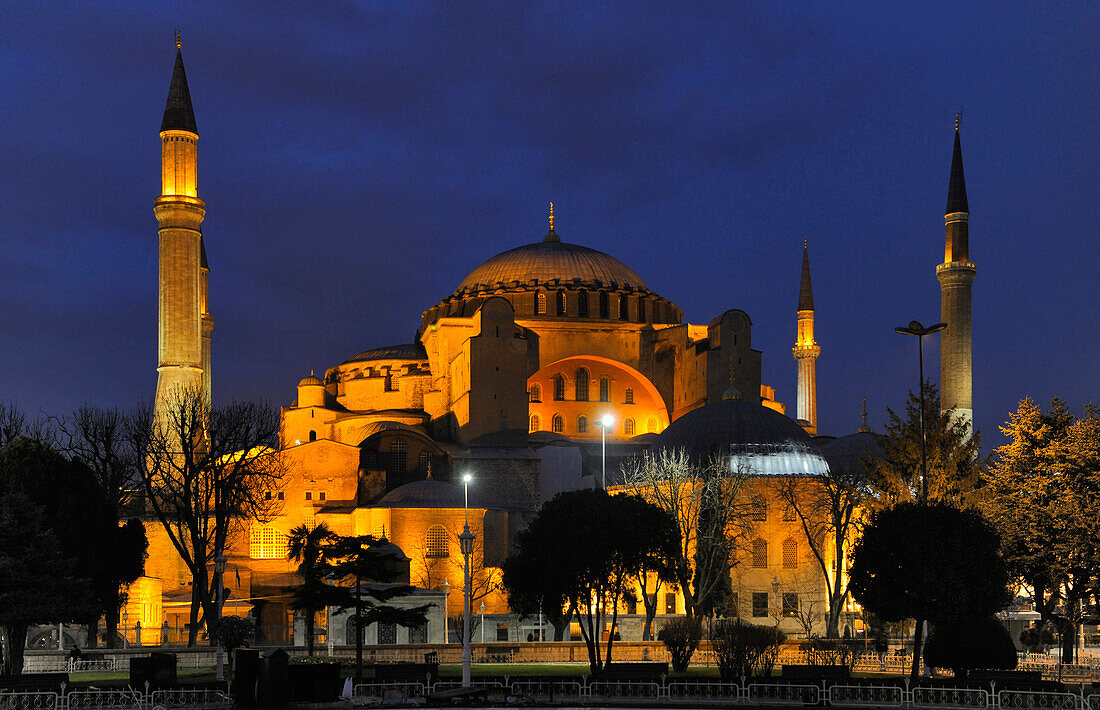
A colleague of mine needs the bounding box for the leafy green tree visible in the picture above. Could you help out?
[865,383,981,505]
[923,616,1017,679]
[502,490,680,674]
[848,502,1010,680]
[982,397,1100,662]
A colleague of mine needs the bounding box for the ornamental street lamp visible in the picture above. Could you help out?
[460,474,475,688]
[894,320,947,505]
[600,415,614,489]
[215,554,227,682]
[480,602,486,643]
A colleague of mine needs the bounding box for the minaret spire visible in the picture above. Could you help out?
[937,118,976,430]
[859,397,870,433]
[155,42,210,425]
[793,241,820,435]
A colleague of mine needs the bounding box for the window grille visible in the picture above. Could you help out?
[529,384,541,402]
[577,416,587,433]
[578,290,589,317]
[752,592,769,618]
[619,295,629,319]
[783,538,798,569]
[249,526,285,559]
[752,496,767,521]
[553,375,565,400]
[599,292,609,318]
[426,525,449,558]
[752,539,767,568]
[529,415,540,432]
[556,290,566,315]
[536,292,547,314]
[624,388,634,404]
[552,414,564,433]
[574,368,589,401]
[599,377,610,402]
[624,418,635,436]
[647,417,658,433]
[419,452,432,477]
[388,439,407,476]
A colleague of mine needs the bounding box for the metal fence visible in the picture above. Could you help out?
[350,678,1100,708]
[0,688,230,710]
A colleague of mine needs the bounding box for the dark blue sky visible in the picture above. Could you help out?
[1,2,1097,448]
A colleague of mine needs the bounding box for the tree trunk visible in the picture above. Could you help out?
[826,596,842,638]
[1059,620,1076,664]
[4,623,28,676]
[910,618,925,681]
[86,616,100,649]
[105,603,119,649]
[188,584,202,646]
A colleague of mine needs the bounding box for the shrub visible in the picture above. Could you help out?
[659,617,703,672]
[805,637,855,670]
[711,620,786,680]
[924,616,1018,679]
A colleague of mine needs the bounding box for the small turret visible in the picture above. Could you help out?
[297,372,325,408]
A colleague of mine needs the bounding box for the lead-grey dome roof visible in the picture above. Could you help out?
[456,240,649,294]
[657,399,829,476]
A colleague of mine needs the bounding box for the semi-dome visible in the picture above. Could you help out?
[657,399,829,476]
[456,239,649,294]
[375,479,467,508]
[343,343,427,365]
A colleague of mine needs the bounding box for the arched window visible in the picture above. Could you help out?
[782,538,798,569]
[529,415,540,432]
[752,496,767,521]
[619,295,629,320]
[388,439,407,477]
[577,416,588,434]
[624,388,634,404]
[529,384,541,402]
[249,525,286,560]
[599,377,610,402]
[552,414,564,433]
[647,417,658,433]
[624,418,635,436]
[578,290,589,317]
[378,622,397,644]
[556,290,566,316]
[346,616,362,645]
[752,539,768,568]
[536,291,547,314]
[308,430,317,442]
[599,292,609,318]
[426,525,449,558]
[418,452,432,477]
[574,368,590,401]
[553,375,566,401]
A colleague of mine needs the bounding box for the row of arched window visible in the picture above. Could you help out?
[535,290,651,321]
[530,415,656,436]
[534,371,632,404]
[751,538,800,569]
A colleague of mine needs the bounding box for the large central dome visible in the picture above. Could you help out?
[456,237,649,293]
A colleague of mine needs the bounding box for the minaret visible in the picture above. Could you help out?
[154,34,208,420]
[936,114,975,428]
[793,242,820,435]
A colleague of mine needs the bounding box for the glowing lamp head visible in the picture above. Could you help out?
[601,415,614,428]
[462,473,472,484]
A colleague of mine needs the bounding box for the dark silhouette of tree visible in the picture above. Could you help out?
[286,523,341,656]
[923,616,1017,679]
[865,383,982,505]
[502,489,680,674]
[982,397,1100,662]
[130,388,284,645]
[848,502,1010,680]
[57,406,147,647]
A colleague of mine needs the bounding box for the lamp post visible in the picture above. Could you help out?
[214,554,227,682]
[600,415,614,489]
[440,578,450,644]
[480,602,486,643]
[460,474,475,688]
[123,609,129,649]
[894,320,947,505]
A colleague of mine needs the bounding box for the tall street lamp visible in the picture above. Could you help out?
[214,554,227,682]
[600,415,614,489]
[894,320,947,505]
[440,578,450,644]
[460,473,475,688]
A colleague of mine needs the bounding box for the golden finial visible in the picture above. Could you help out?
[175,30,181,50]
[803,238,808,250]
[955,110,960,132]
[548,201,555,231]
[859,397,869,433]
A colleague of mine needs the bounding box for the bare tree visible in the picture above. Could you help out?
[447,526,502,606]
[620,448,751,620]
[771,469,867,637]
[130,387,284,645]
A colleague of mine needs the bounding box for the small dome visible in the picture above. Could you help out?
[657,399,828,476]
[816,431,881,478]
[376,479,468,508]
[298,374,323,387]
[456,240,649,294]
[369,537,410,562]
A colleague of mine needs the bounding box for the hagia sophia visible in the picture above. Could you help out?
[133,43,975,647]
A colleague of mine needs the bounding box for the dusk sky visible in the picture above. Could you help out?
[1,2,1096,450]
